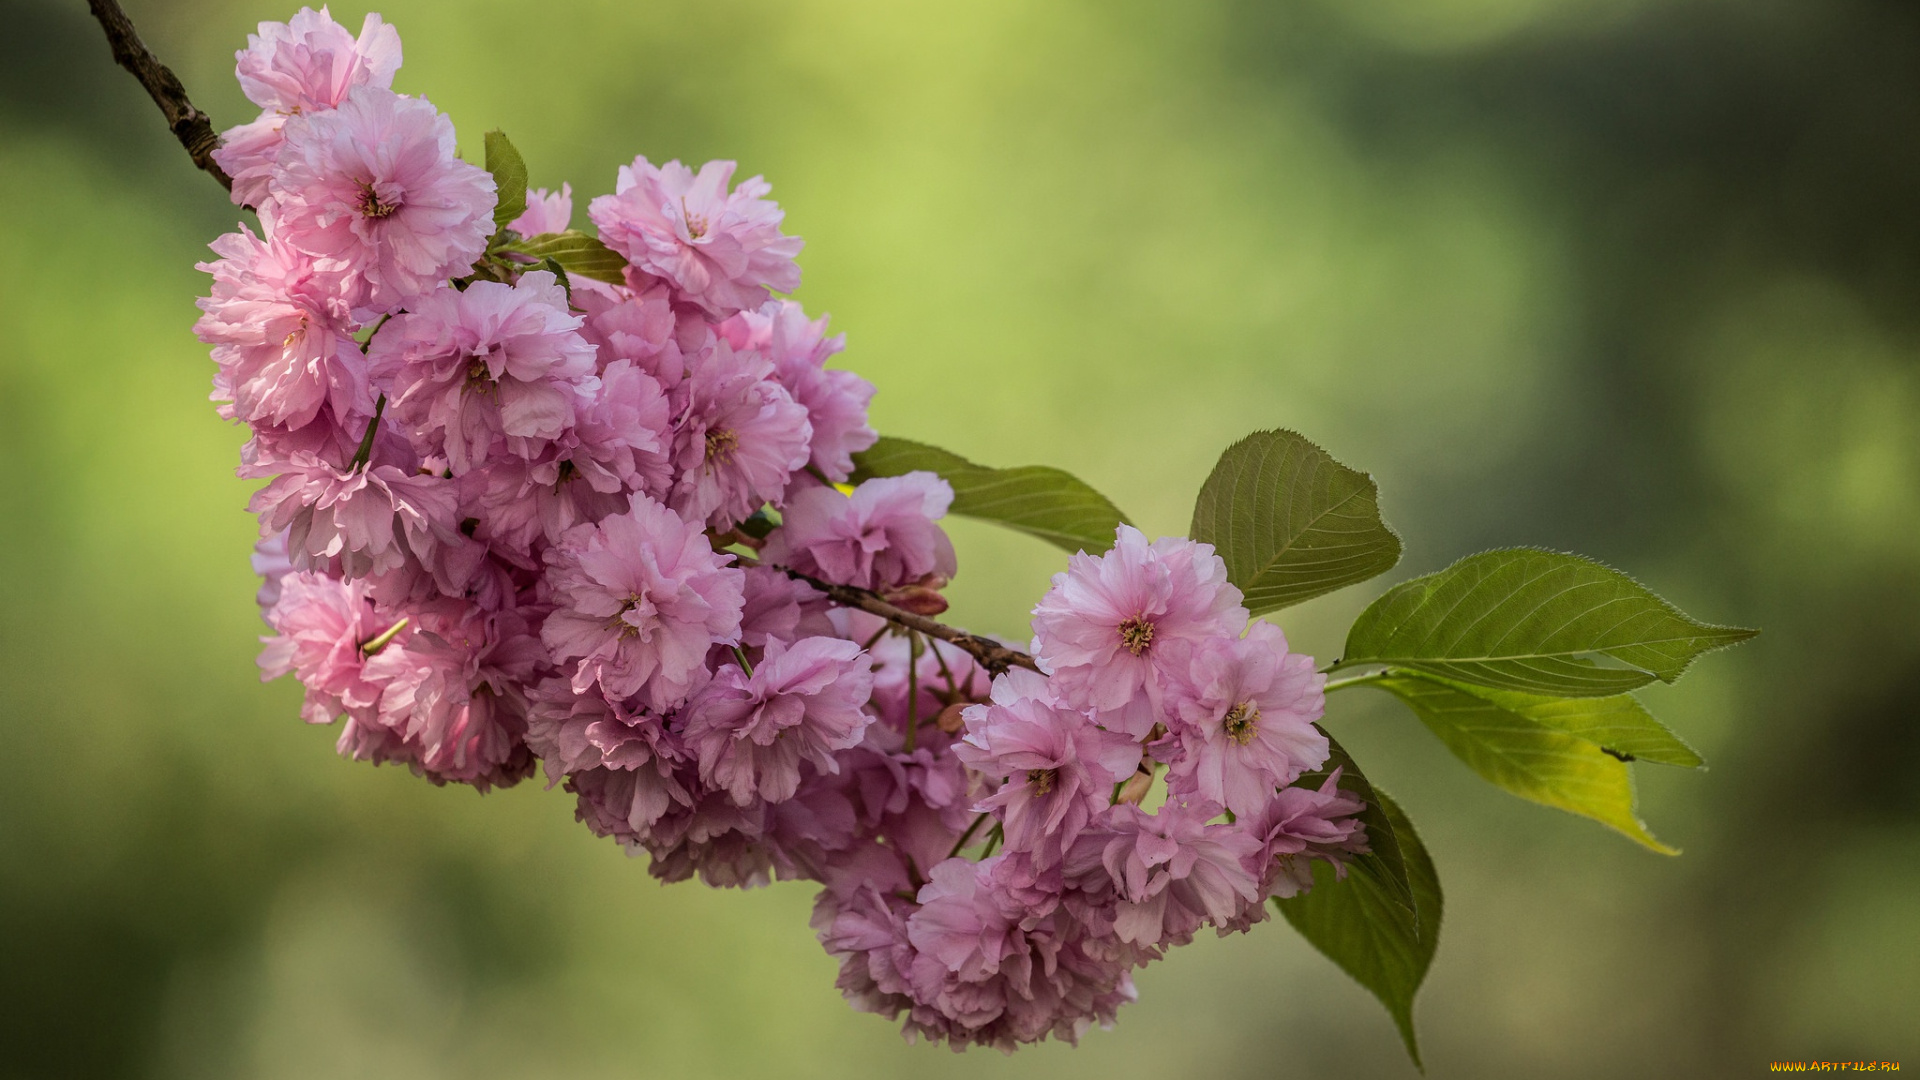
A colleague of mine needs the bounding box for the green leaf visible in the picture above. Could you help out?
[849,436,1131,554]
[484,130,528,232]
[1342,548,1757,697]
[1374,671,1678,853]
[1278,789,1441,1069]
[1190,429,1402,614]
[1463,684,1703,768]
[1298,729,1413,916]
[504,231,628,286]
[538,256,572,297]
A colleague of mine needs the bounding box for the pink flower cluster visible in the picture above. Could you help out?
[200,8,1367,1052]
[811,525,1370,1049]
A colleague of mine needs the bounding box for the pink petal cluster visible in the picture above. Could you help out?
[269,85,496,312]
[719,300,876,481]
[1030,523,1249,722]
[1162,620,1328,816]
[203,10,1369,1054]
[367,270,597,474]
[541,493,744,711]
[195,224,369,429]
[509,184,573,237]
[666,338,813,529]
[214,7,404,205]
[681,637,875,805]
[762,471,957,592]
[589,158,803,317]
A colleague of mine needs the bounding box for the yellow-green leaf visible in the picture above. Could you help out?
[1375,671,1678,853]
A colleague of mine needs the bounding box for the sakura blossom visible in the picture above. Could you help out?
[1162,619,1329,816]
[680,636,876,806]
[762,471,957,593]
[268,85,495,311]
[720,300,876,481]
[366,270,597,474]
[589,157,803,317]
[215,6,403,205]
[1030,524,1250,723]
[665,338,812,529]
[541,492,745,711]
[195,223,369,429]
[509,183,573,237]
[953,669,1142,865]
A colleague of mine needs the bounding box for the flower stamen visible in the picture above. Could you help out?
[1222,701,1259,745]
[356,180,399,219]
[1027,768,1059,796]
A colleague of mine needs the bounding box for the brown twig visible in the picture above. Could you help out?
[778,567,1041,676]
[88,0,234,192]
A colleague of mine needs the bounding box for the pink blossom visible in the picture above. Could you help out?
[540,492,744,710]
[633,782,777,887]
[681,636,875,806]
[763,769,864,880]
[1242,771,1369,901]
[258,570,404,725]
[833,722,977,871]
[1064,802,1261,947]
[902,856,1140,1050]
[567,762,730,857]
[195,224,370,429]
[269,86,495,311]
[248,438,482,594]
[366,271,597,474]
[567,357,674,500]
[906,857,1027,986]
[589,157,803,316]
[720,301,876,480]
[1162,620,1328,816]
[526,678,689,829]
[953,670,1141,865]
[813,854,923,1020]
[346,600,540,790]
[575,283,684,391]
[458,357,673,559]
[1029,525,1248,725]
[666,339,812,529]
[215,7,404,205]
[508,183,573,237]
[762,472,957,593]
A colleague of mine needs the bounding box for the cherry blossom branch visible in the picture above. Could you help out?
[776,566,1041,676]
[88,0,234,192]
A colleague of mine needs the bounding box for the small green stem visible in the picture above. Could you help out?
[349,395,386,472]
[357,313,392,354]
[731,644,755,677]
[1323,669,1388,693]
[930,639,958,700]
[359,617,409,655]
[946,813,990,859]
[980,822,1003,858]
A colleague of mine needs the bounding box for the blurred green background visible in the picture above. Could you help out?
[4,0,1918,1075]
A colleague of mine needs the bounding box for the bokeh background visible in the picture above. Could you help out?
[4,0,1918,1075]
